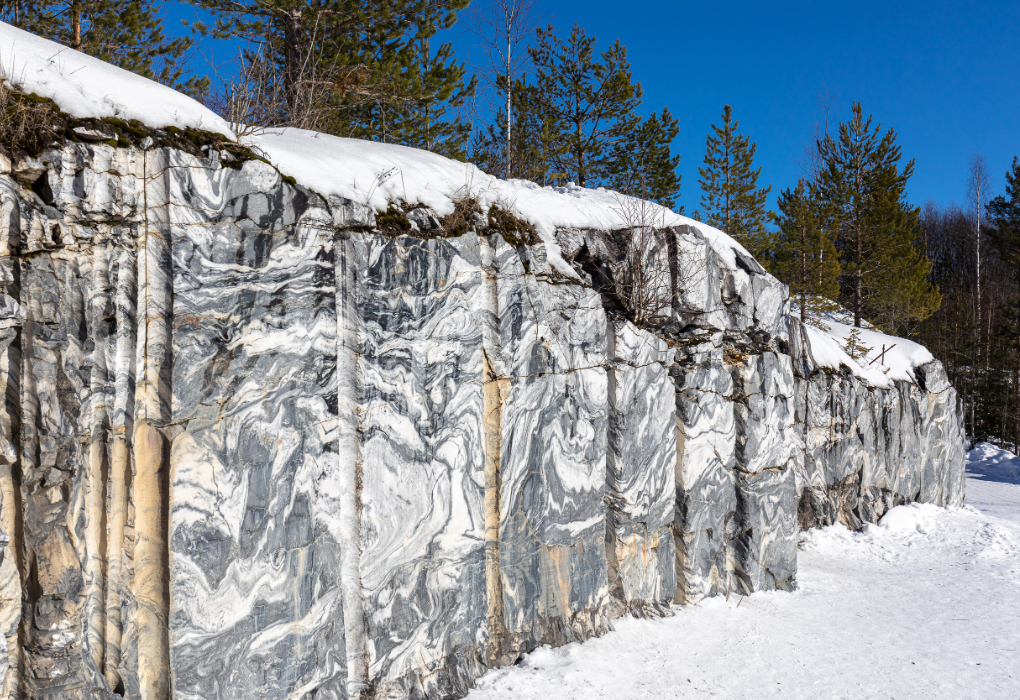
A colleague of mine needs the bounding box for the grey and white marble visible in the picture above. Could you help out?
[353,233,488,698]
[167,157,347,699]
[790,319,966,531]
[0,134,968,700]
[495,242,611,646]
[605,321,676,614]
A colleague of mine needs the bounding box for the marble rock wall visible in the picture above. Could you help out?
[790,320,966,530]
[0,140,966,700]
[605,320,676,616]
[557,224,801,602]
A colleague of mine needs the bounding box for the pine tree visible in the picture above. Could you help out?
[988,156,1020,444]
[2,0,208,95]
[340,22,475,159]
[987,156,1020,263]
[771,179,841,324]
[608,107,682,210]
[815,101,940,332]
[186,0,472,142]
[698,104,772,257]
[528,23,642,188]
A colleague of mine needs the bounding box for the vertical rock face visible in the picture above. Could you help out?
[354,234,488,697]
[168,159,346,699]
[605,321,676,615]
[0,141,964,700]
[790,320,966,531]
[561,225,802,603]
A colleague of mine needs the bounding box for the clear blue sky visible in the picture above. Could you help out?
[168,0,1020,213]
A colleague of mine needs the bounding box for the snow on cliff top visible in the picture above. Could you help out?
[3,22,947,386]
[0,21,750,277]
[803,319,934,388]
[0,22,233,137]
[246,127,749,277]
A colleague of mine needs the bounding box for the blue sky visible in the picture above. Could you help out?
[167,0,1020,213]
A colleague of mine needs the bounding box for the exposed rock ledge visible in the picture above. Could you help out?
[0,140,964,700]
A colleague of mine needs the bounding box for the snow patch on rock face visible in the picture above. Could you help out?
[0,22,233,137]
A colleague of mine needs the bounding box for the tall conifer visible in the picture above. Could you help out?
[815,101,940,332]
[528,23,642,188]
[186,0,472,144]
[771,179,841,324]
[698,104,772,257]
[609,107,682,210]
[471,79,559,184]
[341,23,474,159]
[987,156,1020,264]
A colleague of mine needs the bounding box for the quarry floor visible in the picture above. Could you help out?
[467,445,1020,700]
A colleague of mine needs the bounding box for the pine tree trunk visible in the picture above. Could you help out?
[800,222,807,324]
[973,210,981,437]
[283,8,303,124]
[1015,365,1019,453]
[854,221,863,328]
[423,37,432,151]
[72,0,82,51]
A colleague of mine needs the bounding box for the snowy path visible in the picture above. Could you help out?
[468,446,1020,700]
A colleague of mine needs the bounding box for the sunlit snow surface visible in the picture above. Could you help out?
[0,22,233,136]
[467,444,1020,700]
[0,21,753,282]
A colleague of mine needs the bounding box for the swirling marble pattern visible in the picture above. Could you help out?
[168,158,347,699]
[673,350,736,603]
[0,137,969,700]
[495,244,610,643]
[354,234,488,697]
[606,321,676,612]
[791,319,966,531]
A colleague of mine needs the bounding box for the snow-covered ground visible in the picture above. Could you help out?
[468,444,1020,700]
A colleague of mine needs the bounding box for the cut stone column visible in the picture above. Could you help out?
[336,232,369,698]
[672,349,736,604]
[133,420,168,700]
[354,233,488,697]
[494,243,610,645]
[135,147,173,700]
[0,162,23,698]
[605,320,676,615]
[730,351,799,593]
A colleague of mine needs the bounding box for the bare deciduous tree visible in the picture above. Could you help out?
[606,196,707,328]
[798,82,838,182]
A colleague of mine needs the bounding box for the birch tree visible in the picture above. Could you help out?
[966,154,991,433]
[466,0,538,177]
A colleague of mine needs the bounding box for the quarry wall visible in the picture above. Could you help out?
[0,142,965,700]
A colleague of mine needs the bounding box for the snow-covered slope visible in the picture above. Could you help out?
[966,443,1020,523]
[0,22,233,137]
[250,127,754,278]
[0,20,752,278]
[801,319,935,388]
